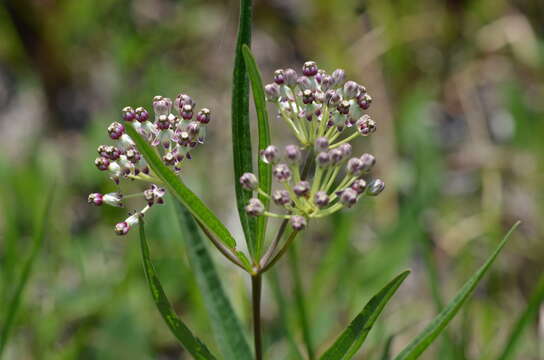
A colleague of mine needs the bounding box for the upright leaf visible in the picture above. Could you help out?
[174,202,253,360]
[138,218,217,360]
[125,125,237,250]
[393,222,520,360]
[0,187,54,356]
[319,270,410,360]
[497,270,544,360]
[232,0,257,257]
[241,44,271,258]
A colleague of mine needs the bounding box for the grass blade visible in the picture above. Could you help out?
[174,201,253,360]
[0,187,54,356]
[231,0,257,257]
[138,217,217,360]
[497,270,544,360]
[241,44,271,258]
[380,335,395,360]
[125,125,237,250]
[393,221,521,360]
[319,270,410,360]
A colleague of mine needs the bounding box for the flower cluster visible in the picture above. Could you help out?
[88,93,211,235]
[242,61,384,230]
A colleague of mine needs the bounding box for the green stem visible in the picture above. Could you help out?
[252,275,263,360]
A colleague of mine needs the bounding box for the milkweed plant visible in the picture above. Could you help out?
[86,2,519,359]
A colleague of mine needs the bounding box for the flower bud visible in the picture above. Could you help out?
[240,172,259,191]
[273,69,285,85]
[343,81,359,98]
[181,104,193,120]
[293,181,310,197]
[329,148,344,165]
[339,143,352,158]
[302,89,315,104]
[290,215,307,230]
[135,107,149,122]
[297,76,312,91]
[315,137,329,152]
[358,93,372,110]
[88,193,103,206]
[272,190,291,206]
[351,179,367,194]
[360,153,376,172]
[302,61,318,77]
[261,145,279,164]
[339,188,358,207]
[175,93,194,110]
[346,157,364,176]
[284,68,298,87]
[332,69,345,85]
[197,108,211,124]
[122,106,136,122]
[95,157,110,171]
[357,115,377,136]
[273,163,292,182]
[156,115,170,130]
[265,83,280,101]
[316,152,330,168]
[320,76,334,91]
[163,152,176,165]
[315,69,326,84]
[367,179,385,196]
[125,149,141,164]
[314,191,330,208]
[153,96,172,116]
[337,100,350,115]
[187,122,200,138]
[114,221,130,236]
[108,122,125,140]
[245,198,265,216]
[103,192,123,207]
[285,144,301,164]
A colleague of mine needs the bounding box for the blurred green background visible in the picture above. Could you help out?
[0,0,543,359]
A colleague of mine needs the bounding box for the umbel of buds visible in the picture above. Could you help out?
[88,92,212,235]
[240,61,384,231]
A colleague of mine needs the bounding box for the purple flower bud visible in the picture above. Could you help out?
[175,93,194,110]
[265,83,280,101]
[245,198,265,216]
[357,115,377,136]
[360,153,376,172]
[302,61,318,77]
[315,137,329,152]
[88,193,104,206]
[122,106,136,122]
[290,215,307,230]
[358,93,372,110]
[346,157,364,176]
[315,69,326,84]
[314,191,330,208]
[285,145,301,164]
[144,188,155,206]
[273,69,285,85]
[103,192,123,207]
[240,172,259,191]
[97,145,109,158]
[108,122,125,140]
[321,76,334,91]
[343,81,359,98]
[95,157,110,171]
[125,149,141,164]
[337,100,350,115]
[163,152,176,165]
[367,179,385,196]
[273,163,292,182]
[272,190,291,206]
[297,76,312,91]
[181,104,193,120]
[351,179,367,194]
[293,181,310,197]
[302,89,315,104]
[284,68,298,87]
[326,90,342,107]
[316,151,330,168]
[153,96,172,116]
[339,188,358,207]
[261,145,279,164]
[197,108,211,124]
[332,69,345,85]
[114,221,130,236]
[329,148,344,165]
[339,143,352,158]
[135,107,149,122]
[187,122,200,138]
[156,115,170,130]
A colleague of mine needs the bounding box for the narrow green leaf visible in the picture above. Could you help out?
[125,125,237,250]
[231,0,257,257]
[0,187,54,356]
[497,270,544,360]
[241,44,271,258]
[174,202,253,360]
[380,335,395,360]
[394,222,521,360]
[319,270,411,360]
[138,218,217,360]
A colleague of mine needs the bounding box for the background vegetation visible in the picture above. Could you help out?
[0,0,543,359]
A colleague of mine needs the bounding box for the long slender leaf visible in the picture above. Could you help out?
[0,187,54,356]
[319,270,410,360]
[125,125,237,250]
[174,201,253,360]
[497,270,544,360]
[394,221,520,360]
[231,0,257,257]
[241,44,271,258]
[138,218,217,360]
[380,335,395,360]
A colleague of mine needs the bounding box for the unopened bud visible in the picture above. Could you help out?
[343,81,359,98]
[197,108,211,124]
[285,145,301,164]
[122,106,136,122]
[273,69,285,85]
[261,145,279,164]
[316,152,330,168]
[314,191,330,208]
[357,115,376,136]
[290,215,307,230]
[108,122,125,140]
[272,190,291,206]
[245,198,265,216]
[293,181,310,197]
[240,172,259,191]
[284,68,298,87]
[273,163,292,182]
[265,83,280,101]
[351,179,367,194]
[315,137,329,152]
[88,193,104,206]
[367,179,385,196]
[360,153,376,172]
[339,188,358,207]
[332,69,346,85]
[302,61,318,77]
[346,157,364,176]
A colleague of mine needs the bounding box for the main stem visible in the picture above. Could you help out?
[252,274,263,360]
